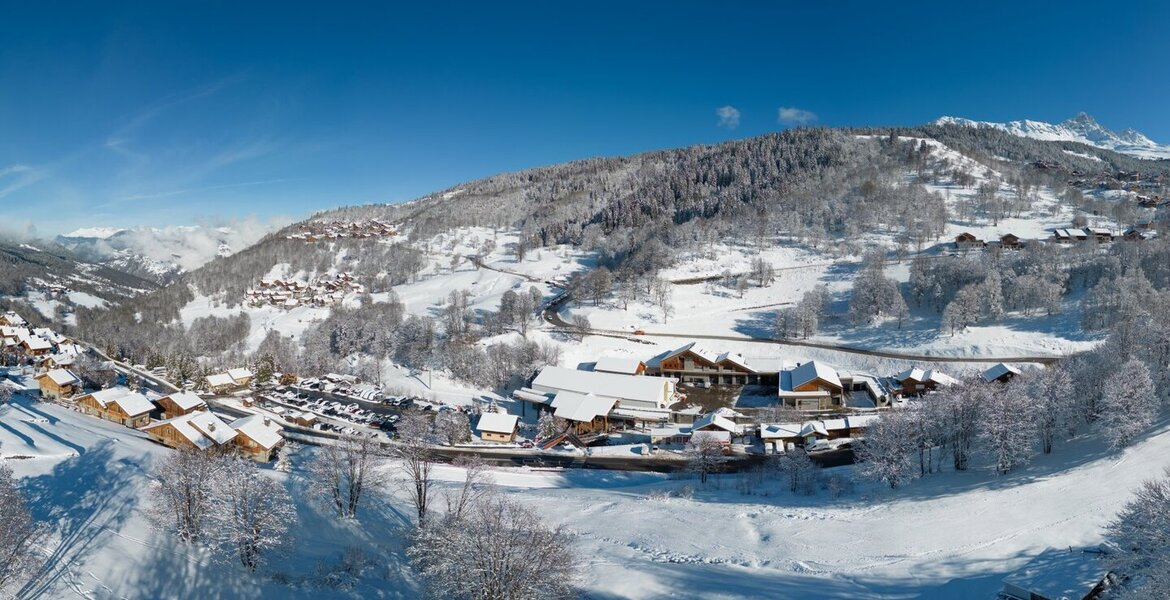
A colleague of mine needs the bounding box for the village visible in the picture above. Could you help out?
[244,272,365,309]
[4,306,1031,471]
[283,218,399,241]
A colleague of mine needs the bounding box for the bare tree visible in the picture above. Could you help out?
[215,458,296,571]
[394,411,435,525]
[568,314,591,341]
[443,456,493,520]
[0,462,44,592]
[651,278,674,324]
[307,433,387,519]
[686,435,726,485]
[408,492,577,600]
[147,447,226,543]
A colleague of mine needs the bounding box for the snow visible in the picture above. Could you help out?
[935,113,1170,159]
[63,227,125,239]
[475,412,519,435]
[9,381,1170,599]
[67,291,109,308]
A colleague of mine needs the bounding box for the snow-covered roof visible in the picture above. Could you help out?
[1,311,27,326]
[227,368,253,382]
[230,414,283,450]
[923,370,959,387]
[37,368,80,387]
[593,356,644,375]
[206,373,236,388]
[821,415,880,432]
[789,361,842,390]
[550,390,617,423]
[144,411,237,449]
[983,363,1022,382]
[895,367,927,383]
[83,387,154,416]
[161,391,206,411]
[476,412,519,434]
[531,366,671,409]
[759,423,803,439]
[1001,548,1110,600]
[692,412,738,434]
[22,336,51,351]
[653,342,756,372]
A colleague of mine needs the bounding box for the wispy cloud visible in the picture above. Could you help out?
[778,106,817,126]
[0,164,44,198]
[716,105,741,129]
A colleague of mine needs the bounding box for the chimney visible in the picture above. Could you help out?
[263,417,271,427]
[207,422,215,431]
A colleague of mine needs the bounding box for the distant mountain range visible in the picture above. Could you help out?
[55,221,283,285]
[933,113,1170,160]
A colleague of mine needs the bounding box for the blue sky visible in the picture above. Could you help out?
[2,1,1169,235]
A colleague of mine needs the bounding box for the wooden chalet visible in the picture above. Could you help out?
[75,388,155,428]
[229,415,284,461]
[0,311,27,327]
[954,232,985,250]
[983,363,1022,384]
[894,367,958,396]
[476,412,520,443]
[779,361,844,410]
[154,391,207,420]
[20,336,52,357]
[647,342,772,386]
[999,233,1022,249]
[142,411,237,452]
[34,368,82,401]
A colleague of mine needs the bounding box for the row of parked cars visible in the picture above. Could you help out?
[263,390,401,432]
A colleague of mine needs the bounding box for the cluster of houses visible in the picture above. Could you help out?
[954,223,1161,252]
[1,311,87,368]
[245,273,365,309]
[205,368,255,394]
[34,377,284,461]
[492,340,1029,451]
[284,219,398,241]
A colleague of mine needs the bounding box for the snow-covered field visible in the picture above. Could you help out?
[4,382,1164,599]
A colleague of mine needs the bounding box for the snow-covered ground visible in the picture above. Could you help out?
[4,381,1166,599]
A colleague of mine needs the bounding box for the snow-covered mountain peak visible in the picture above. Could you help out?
[932,113,1170,160]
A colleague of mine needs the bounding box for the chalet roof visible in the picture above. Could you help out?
[22,336,51,351]
[691,412,738,434]
[206,373,236,388]
[593,356,644,375]
[1001,548,1110,600]
[476,412,519,434]
[924,370,959,387]
[983,363,1022,382]
[83,387,155,416]
[47,353,77,366]
[227,368,253,382]
[37,368,80,387]
[550,390,617,423]
[1,311,27,326]
[230,414,283,450]
[654,342,756,372]
[144,411,237,449]
[161,391,206,411]
[821,414,880,432]
[531,366,670,408]
[759,423,803,439]
[789,361,842,390]
[894,367,958,386]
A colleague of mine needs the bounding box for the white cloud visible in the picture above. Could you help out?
[716,105,741,129]
[777,106,818,126]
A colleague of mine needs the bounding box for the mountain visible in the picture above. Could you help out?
[56,221,284,285]
[0,237,158,314]
[932,113,1170,160]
